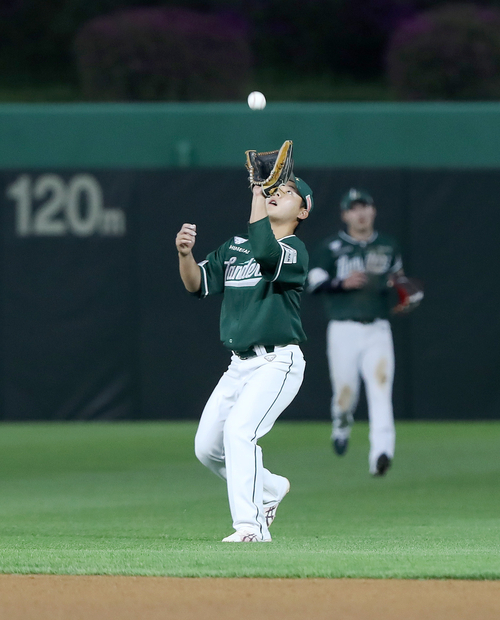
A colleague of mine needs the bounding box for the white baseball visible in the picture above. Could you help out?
[247,91,266,110]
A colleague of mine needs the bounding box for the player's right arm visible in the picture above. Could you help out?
[176,223,201,293]
[308,268,366,293]
[342,272,367,289]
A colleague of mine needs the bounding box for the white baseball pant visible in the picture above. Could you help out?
[194,344,305,541]
[327,319,395,473]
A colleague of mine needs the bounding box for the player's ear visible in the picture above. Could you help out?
[297,209,309,221]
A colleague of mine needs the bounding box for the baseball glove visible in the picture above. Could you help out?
[245,140,294,197]
[389,275,424,314]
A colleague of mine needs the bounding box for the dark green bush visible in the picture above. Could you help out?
[387,3,500,100]
[74,7,252,101]
[10,0,500,95]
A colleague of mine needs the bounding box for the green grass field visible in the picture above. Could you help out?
[0,421,498,579]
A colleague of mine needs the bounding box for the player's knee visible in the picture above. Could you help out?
[335,384,355,413]
[194,434,214,467]
[223,417,251,444]
[194,440,206,466]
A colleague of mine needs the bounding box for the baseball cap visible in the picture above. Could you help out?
[291,174,314,212]
[340,188,374,211]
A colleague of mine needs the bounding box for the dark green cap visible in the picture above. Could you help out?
[340,188,374,211]
[291,174,314,212]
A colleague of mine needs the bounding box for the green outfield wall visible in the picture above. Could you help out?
[0,103,499,422]
[1,102,500,168]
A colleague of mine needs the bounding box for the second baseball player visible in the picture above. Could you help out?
[307,188,421,476]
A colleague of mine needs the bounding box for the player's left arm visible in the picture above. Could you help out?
[388,238,404,277]
[386,239,424,312]
[249,184,269,224]
[249,218,307,285]
[248,187,286,278]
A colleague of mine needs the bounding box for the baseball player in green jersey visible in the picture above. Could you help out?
[307,188,409,477]
[176,175,314,542]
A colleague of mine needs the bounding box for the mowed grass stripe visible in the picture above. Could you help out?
[0,421,498,578]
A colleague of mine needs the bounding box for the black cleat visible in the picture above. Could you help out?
[373,453,391,476]
[332,436,349,456]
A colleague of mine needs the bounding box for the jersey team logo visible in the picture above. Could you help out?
[336,252,393,279]
[225,257,262,288]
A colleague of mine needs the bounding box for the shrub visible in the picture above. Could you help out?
[244,0,415,79]
[331,0,416,77]
[386,3,500,100]
[74,7,252,101]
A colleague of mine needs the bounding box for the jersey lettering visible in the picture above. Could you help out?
[336,252,392,278]
[229,244,250,254]
[365,251,391,274]
[225,257,262,288]
[337,255,365,279]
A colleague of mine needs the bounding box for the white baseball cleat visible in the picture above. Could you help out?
[263,478,290,528]
[222,529,271,542]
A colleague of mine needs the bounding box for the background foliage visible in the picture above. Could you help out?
[387,3,500,100]
[2,1,500,101]
[75,7,251,101]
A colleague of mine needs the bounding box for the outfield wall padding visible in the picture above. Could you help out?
[1,102,500,168]
[0,166,498,421]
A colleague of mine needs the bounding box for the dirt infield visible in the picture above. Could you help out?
[0,575,499,620]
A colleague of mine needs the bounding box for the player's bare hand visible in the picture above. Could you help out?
[176,223,197,256]
[342,271,367,290]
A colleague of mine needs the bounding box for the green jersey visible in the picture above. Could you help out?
[307,230,402,322]
[197,217,308,351]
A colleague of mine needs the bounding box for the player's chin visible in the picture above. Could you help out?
[267,207,285,219]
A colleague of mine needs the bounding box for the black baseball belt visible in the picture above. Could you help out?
[233,345,276,360]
